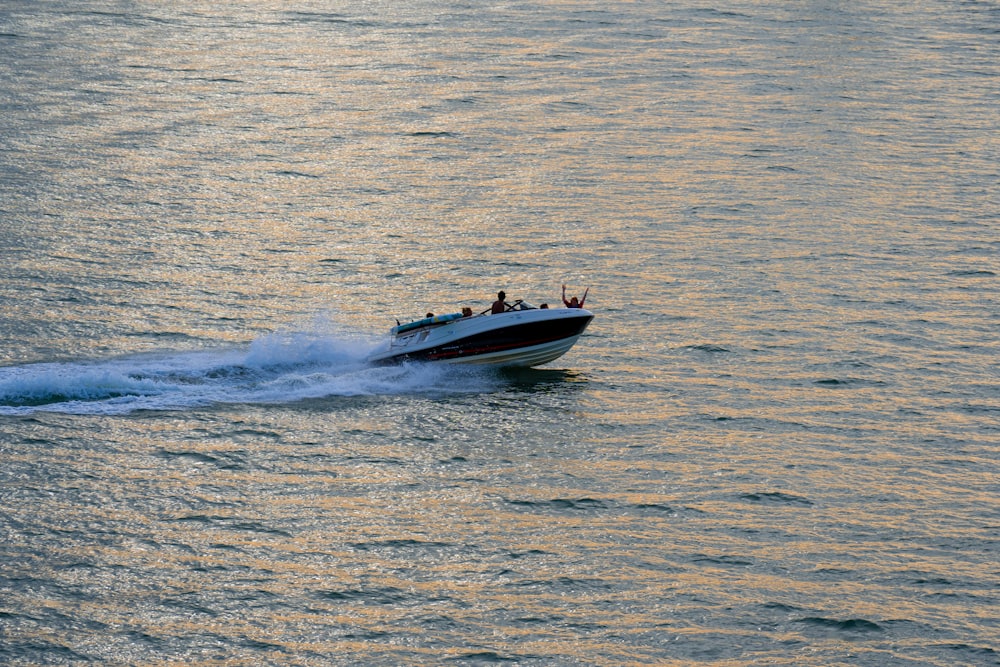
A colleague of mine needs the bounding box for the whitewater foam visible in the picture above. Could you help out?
[0,329,498,416]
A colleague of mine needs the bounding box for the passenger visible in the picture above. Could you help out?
[539,303,549,309]
[562,284,589,308]
[491,290,508,314]
[426,313,434,318]
[461,307,473,317]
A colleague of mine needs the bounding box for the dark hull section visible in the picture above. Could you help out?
[384,313,593,364]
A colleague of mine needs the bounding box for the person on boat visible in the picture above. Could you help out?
[461,307,473,317]
[491,291,508,314]
[562,284,589,308]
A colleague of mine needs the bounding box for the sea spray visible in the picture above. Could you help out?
[0,364,169,408]
[0,326,501,415]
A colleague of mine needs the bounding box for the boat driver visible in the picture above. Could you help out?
[491,291,508,314]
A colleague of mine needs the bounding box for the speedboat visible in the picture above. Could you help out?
[367,300,594,367]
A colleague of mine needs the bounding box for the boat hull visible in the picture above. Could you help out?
[368,308,593,368]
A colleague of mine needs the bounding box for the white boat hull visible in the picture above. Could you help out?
[367,307,593,368]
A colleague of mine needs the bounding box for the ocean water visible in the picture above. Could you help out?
[1,0,998,664]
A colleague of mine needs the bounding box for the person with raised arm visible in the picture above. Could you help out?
[562,284,589,308]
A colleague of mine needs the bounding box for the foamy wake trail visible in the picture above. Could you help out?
[0,330,496,416]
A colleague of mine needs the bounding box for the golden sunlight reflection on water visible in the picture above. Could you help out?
[1,1,997,665]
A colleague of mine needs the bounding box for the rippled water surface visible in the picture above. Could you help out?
[2,1,998,665]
